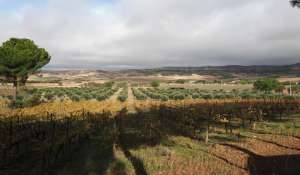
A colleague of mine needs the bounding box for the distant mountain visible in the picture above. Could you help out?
[143,63,300,76]
[290,63,300,70]
[42,63,300,77]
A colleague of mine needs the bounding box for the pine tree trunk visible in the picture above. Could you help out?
[13,80,18,101]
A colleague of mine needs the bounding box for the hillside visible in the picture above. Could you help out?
[141,63,300,76]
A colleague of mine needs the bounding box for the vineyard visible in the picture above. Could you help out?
[38,86,118,102]
[1,99,300,175]
[0,110,113,174]
[0,81,300,175]
[117,84,129,102]
[2,83,300,110]
[132,88,147,100]
[1,82,118,108]
[132,87,300,101]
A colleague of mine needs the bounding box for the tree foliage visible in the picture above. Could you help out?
[175,79,187,84]
[151,80,160,87]
[0,38,51,85]
[253,78,281,92]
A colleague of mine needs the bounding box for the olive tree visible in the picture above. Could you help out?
[151,80,160,88]
[253,78,281,93]
[0,38,51,100]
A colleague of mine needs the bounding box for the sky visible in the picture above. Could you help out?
[0,0,300,68]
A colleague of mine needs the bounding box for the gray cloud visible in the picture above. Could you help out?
[0,0,300,68]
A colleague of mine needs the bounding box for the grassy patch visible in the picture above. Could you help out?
[126,136,244,175]
[255,117,300,136]
[106,147,135,175]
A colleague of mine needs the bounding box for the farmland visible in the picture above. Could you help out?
[2,1,300,174]
[0,70,300,175]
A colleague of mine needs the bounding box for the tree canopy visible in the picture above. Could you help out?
[0,38,51,84]
[0,38,51,100]
[253,78,281,92]
[151,80,160,87]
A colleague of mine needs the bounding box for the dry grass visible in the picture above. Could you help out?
[0,97,262,117]
[278,77,300,83]
[128,136,248,175]
[123,130,300,175]
[0,99,125,117]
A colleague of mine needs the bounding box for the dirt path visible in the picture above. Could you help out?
[109,88,122,103]
[106,86,136,113]
[126,84,135,113]
[100,88,125,112]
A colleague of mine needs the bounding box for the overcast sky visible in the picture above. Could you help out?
[0,0,300,68]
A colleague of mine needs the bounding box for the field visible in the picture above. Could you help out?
[0,70,300,175]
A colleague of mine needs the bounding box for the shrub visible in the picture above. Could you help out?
[70,94,80,102]
[194,80,206,84]
[7,95,14,100]
[161,95,169,101]
[240,92,251,99]
[151,80,160,88]
[215,93,226,99]
[203,93,213,99]
[132,88,147,100]
[9,96,25,108]
[173,94,185,100]
[103,81,115,88]
[118,95,127,102]
[56,90,65,98]
[175,79,186,84]
[44,93,55,101]
[10,99,25,108]
[27,88,38,94]
[225,93,235,99]
[192,93,200,99]
[83,93,92,100]
[96,95,106,101]
[283,95,296,100]
[26,94,42,106]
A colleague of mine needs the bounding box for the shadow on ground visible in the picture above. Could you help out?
[4,106,300,175]
[220,143,300,175]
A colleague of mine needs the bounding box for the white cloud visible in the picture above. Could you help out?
[0,0,299,68]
